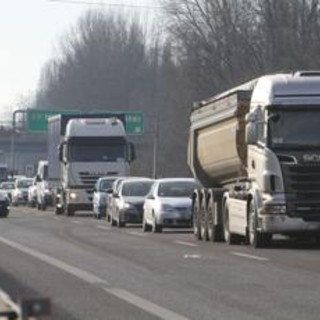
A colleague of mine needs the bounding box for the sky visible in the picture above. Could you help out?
[0,0,160,122]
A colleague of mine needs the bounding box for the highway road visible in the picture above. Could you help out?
[0,207,320,320]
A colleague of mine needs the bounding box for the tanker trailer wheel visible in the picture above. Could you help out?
[207,194,223,242]
[247,201,271,248]
[200,197,209,241]
[192,193,202,240]
[223,201,241,245]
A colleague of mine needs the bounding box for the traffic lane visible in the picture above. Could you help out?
[6,206,320,275]
[0,242,159,320]
[3,208,320,319]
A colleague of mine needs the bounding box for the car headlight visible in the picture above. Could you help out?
[69,192,78,200]
[123,202,133,209]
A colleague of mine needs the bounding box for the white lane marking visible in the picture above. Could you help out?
[126,231,147,237]
[96,225,111,231]
[0,236,107,285]
[231,252,269,262]
[71,220,83,225]
[174,241,198,248]
[0,236,189,320]
[184,254,201,259]
[103,287,190,320]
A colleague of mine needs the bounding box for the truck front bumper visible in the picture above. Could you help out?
[259,214,320,234]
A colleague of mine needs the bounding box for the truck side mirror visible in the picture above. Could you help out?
[246,121,259,145]
[128,142,136,162]
[58,144,63,162]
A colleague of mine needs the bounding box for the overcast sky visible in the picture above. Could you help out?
[0,0,159,122]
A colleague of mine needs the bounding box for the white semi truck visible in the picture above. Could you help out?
[189,71,320,247]
[48,114,135,216]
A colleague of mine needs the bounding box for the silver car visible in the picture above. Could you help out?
[0,181,14,203]
[110,178,154,227]
[143,178,198,232]
[93,176,118,219]
[11,177,34,206]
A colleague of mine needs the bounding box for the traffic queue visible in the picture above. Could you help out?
[0,173,198,234]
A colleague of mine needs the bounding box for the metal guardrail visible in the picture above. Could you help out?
[0,289,51,320]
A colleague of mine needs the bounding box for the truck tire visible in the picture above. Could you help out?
[223,201,241,245]
[200,197,209,241]
[207,193,223,242]
[192,193,202,240]
[247,201,271,248]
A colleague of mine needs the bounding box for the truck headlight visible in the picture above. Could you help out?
[260,204,286,215]
[69,192,78,200]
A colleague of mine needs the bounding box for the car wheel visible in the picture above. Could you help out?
[67,206,74,217]
[152,217,162,233]
[110,214,116,226]
[142,216,152,232]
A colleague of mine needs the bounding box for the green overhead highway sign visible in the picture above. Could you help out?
[27,109,144,135]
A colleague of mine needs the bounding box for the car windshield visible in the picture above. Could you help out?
[100,179,116,191]
[121,181,153,197]
[157,181,196,197]
[17,179,33,188]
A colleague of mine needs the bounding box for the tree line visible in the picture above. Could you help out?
[35,0,320,177]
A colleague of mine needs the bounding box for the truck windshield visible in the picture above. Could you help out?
[268,110,320,149]
[68,137,127,162]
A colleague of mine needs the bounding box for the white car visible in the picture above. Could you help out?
[0,190,10,217]
[143,178,198,232]
[0,181,15,203]
[110,178,154,227]
[93,176,118,219]
[11,177,34,206]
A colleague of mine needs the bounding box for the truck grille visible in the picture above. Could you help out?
[281,164,320,220]
[78,172,100,201]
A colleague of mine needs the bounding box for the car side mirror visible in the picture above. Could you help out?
[36,175,41,182]
[147,194,155,200]
[113,192,119,198]
[106,188,113,194]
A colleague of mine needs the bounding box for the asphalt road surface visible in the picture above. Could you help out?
[0,207,320,320]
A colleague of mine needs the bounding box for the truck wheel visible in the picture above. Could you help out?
[200,197,209,241]
[192,194,202,240]
[247,201,271,248]
[223,202,241,245]
[207,195,223,242]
